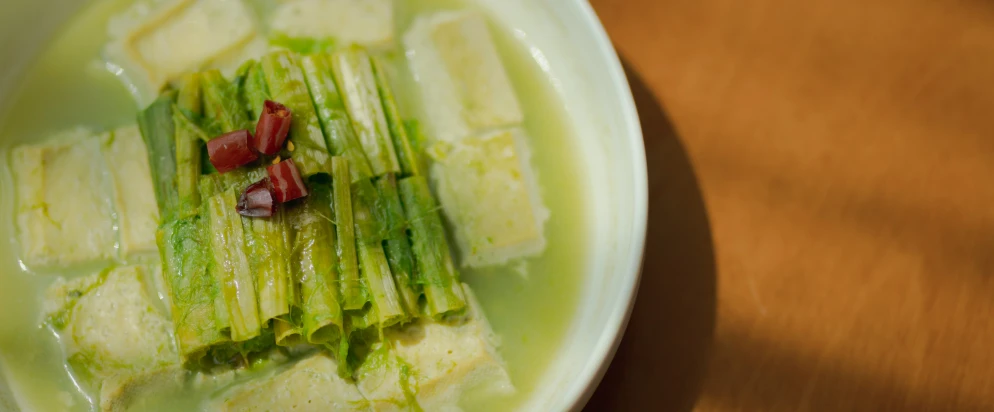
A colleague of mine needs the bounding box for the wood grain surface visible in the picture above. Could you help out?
[585,0,994,410]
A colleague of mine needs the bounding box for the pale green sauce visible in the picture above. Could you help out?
[0,1,587,410]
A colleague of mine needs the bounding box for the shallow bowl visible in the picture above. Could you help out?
[0,0,648,410]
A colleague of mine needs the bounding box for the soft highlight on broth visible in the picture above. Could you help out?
[0,0,587,411]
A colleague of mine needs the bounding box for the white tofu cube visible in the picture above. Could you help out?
[99,367,186,412]
[12,130,117,267]
[216,354,369,412]
[102,125,159,258]
[270,0,395,47]
[357,284,515,411]
[105,0,262,105]
[43,265,177,385]
[430,128,548,267]
[404,11,524,142]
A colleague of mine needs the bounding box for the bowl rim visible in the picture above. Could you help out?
[562,1,649,410]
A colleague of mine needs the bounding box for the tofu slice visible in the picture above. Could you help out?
[12,129,117,267]
[99,367,186,412]
[357,284,515,411]
[269,0,394,47]
[105,0,262,105]
[101,360,266,412]
[404,11,524,143]
[430,128,548,267]
[102,125,159,258]
[43,266,178,386]
[103,351,299,412]
[215,354,370,412]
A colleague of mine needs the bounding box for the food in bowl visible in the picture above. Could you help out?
[0,0,591,411]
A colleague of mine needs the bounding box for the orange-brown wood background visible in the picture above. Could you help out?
[585,0,994,410]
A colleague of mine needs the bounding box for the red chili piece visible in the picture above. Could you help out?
[254,100,292,155]
[267,158,308,203]
[237,179,277,217]
[207,130,259,173]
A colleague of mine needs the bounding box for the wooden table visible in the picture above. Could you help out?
[585,0,994,410]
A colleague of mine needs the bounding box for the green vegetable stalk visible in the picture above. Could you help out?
[172,109,205,219]
[398,176,466,318]
[177,73,203,123]
[261,51,332,177]
[301,53,374,182]
[172,75,208,219]
[239,60,271,122]
[375,174,421,315]
[205,185,262,342]
[353,178,407,327]
[402,120,430,171]
[246,208,291,327]
[272,204,301,348]
[332,157,364,310]
[158,214,228,365]
[330,47,400,177]
[137,92,179,223]
[371,56,421,177]
[292,183,344,344]
[274,317,301,347]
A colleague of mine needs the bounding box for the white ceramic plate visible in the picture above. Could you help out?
[0,0,648,410]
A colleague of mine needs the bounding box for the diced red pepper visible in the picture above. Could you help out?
[254,100,292,155]
[207,130,258,173]
[267,158,308,203]
[237,179,277,217]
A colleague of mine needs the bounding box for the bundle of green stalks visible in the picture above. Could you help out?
[139,48,466,373]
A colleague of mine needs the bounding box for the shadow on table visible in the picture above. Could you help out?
[583,58,717,411]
